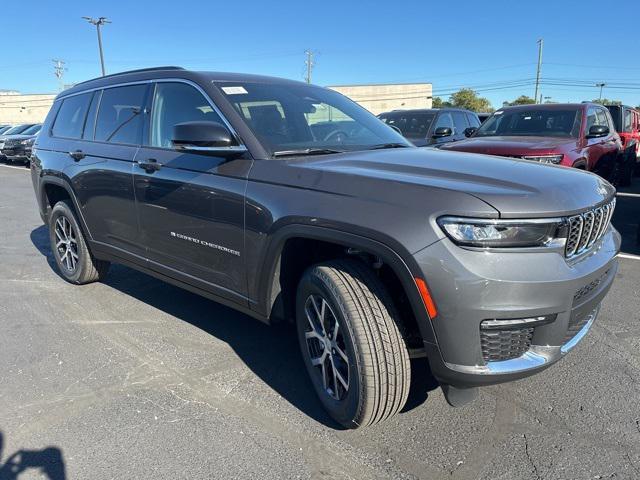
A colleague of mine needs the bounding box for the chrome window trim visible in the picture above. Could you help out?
[54,77,245,150]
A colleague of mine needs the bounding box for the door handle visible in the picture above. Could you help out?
[68,150,85,161]
[137,158,162,172]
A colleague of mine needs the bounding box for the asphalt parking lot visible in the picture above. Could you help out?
[0,162,639,480]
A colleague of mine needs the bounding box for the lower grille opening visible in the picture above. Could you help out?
[480,315,556,362]
[480,328,534,362]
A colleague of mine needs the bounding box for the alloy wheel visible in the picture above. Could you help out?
[303,294,350,401]
[54,216,79,272]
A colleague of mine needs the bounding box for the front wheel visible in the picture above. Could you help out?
[49,200,110,284]
[296,259,411,428]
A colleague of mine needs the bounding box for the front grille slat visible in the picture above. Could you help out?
[564,200,615,259]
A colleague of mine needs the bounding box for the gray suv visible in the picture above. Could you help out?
[31,67,620,428]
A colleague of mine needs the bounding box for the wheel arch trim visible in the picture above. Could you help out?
[39,175,93,240]
[254,223,438,346]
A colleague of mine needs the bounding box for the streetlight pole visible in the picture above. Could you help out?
[82,17,111,76]
[596,83,606,102]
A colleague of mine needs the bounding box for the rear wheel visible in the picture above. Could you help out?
[49,200,110,284]
[296,259,410,428]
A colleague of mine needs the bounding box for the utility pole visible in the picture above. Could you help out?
[596,83,606,101]
[82,16,111,76]
[534,39,543,104]
[304,50,315,84]
[52,59,67,92]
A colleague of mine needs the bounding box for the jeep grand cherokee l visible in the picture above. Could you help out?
[440,103,625,184]
[378,108,481,147]
[31,67,620,428]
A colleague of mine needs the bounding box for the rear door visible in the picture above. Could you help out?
[69,84,149,256]
[133,80,252,302]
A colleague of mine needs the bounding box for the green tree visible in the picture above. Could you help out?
[449,88,492,112]
[431,96,452,108]
[591,98,622,106]
[507,95,536,106]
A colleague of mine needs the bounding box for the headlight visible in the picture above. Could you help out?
[521,154,563,165]
[437,216,566,248]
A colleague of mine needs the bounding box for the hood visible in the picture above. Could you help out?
[293,148,614,218]
[440,136,577,156]
[2,134,36,141]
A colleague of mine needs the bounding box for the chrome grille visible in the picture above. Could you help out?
[565,200,615,258]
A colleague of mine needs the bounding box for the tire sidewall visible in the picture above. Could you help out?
[49,202,87,284]
[296,268,363,427]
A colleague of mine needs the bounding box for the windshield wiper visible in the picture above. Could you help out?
[272,148,344,158]
[367,142,410,150]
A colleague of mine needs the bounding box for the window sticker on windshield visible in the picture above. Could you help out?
[494,111,503,115]
[221,86,248,95]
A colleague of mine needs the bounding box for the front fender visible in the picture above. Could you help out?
[251,222,438,346]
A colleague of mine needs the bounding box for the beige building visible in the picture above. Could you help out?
[328,83,433,115]
[0,94,56,125]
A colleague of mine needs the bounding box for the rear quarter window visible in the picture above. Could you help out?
[51,93,93,139]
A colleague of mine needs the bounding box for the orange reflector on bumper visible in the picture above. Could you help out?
[415,278,438,319]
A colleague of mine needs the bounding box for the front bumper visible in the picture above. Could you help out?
[414,226,620,387]
[1,147,29,161]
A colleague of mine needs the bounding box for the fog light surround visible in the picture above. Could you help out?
[480,315,556,331]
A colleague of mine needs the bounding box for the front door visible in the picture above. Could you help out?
[133,81,252,303]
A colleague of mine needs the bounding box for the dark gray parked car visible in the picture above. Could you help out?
[31,67,620,428]
[378,108,481,147]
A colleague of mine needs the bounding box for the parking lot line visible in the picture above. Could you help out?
[616,192,640,198]
[618,253,640,261]
[0,163,29,171]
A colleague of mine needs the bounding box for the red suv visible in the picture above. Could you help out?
[606,104,639,185]
[441,103,625,184]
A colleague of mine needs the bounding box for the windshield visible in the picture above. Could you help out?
[22,124,41,135]
[378,112,436,139]
[0,126,11,135]
[216,81,412,155]
[475,108,581,138]
[2,124,32,136]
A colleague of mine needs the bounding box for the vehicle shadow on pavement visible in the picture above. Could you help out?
[30,225,440,428]
[0,432,66,479]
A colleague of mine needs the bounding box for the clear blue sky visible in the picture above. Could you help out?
[4,0,640,108]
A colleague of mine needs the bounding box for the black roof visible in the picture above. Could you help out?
[379,107,476,115]
[58,66,312,99]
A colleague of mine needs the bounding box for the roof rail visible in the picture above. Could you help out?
[73,66,185,87]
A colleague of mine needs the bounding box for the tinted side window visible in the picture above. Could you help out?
[452,112,468,134]
[434,112,454,131]
[586,107,598,130]
[149,82,227,148]
[95,85,147,145]
[82,91,101,140]
[467,113,481,128]
[51,93,92,139]
[595,108,609,128]
[623,109,633,133]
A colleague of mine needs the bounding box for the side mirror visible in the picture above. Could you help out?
[172,121,247,156]
[586,125,609,138]
[433,127,453,138]
[464,127,478,138]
